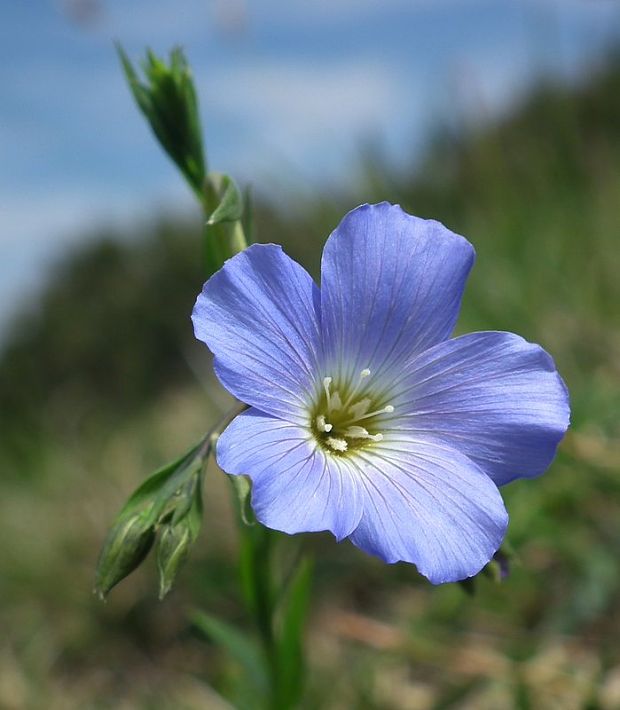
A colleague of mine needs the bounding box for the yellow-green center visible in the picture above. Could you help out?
[311,369,394,455]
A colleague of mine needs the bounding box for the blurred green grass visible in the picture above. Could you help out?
[1,56,620,709]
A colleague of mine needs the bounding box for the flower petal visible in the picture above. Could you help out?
[217,409,363,540]
[320,203,474,383]
[347,439,508,584]
[388,331,570,486]
[192,244,321,422]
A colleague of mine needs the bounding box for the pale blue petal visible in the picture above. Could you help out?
[387,332,570,486]
[192,244,321,423]
[217,409,363,540]
[320,203,474,384]
[348,439,508,584]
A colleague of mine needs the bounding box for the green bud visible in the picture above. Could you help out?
[157,521,193,600]
[95,512,156,600]
[156,471,203,599]
[484,545,514,583]
[230,474,255,526]
[95,437,212,600]
[117,44,206,200]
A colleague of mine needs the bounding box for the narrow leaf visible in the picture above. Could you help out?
[275,557,314,707]
[206,173,244,225]
[192,610,268,693]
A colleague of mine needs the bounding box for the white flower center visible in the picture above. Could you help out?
[312,368,394,453]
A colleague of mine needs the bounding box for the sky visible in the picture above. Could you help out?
[1,0,620,340]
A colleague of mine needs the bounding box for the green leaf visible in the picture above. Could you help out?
[275,557,314,708]
[206,173,244,225]
[191,610,269,694]
[203,172,248,276]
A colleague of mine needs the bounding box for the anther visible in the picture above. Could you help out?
[344,425,370,438]
[316,415,332,433]
[343,426,384,443]
[326,437,348,452]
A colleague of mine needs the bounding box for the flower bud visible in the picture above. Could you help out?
[486,546,513,583]
[95,512,155,600]
[156,521,193,600]
[117,44,206,200]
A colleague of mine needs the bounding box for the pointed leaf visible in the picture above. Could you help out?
[206,173,244,225]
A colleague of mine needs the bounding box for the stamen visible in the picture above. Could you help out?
[341,404,394,426]
[317,371,389,452]
[316,415,332,433]
[323,377,332,410]
[323,376,343,413]
[341,368,372,410]
[326,437,348,452]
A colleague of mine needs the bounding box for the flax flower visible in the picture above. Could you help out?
[192,203,569,583]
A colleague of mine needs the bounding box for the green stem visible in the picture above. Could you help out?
[237,513,280,708]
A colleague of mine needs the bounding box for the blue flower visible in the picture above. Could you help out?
[192,203,570,584]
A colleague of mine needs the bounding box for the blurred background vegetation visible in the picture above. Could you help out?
[2,46,620,710]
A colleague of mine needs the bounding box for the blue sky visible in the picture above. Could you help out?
[1,0,620,339]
